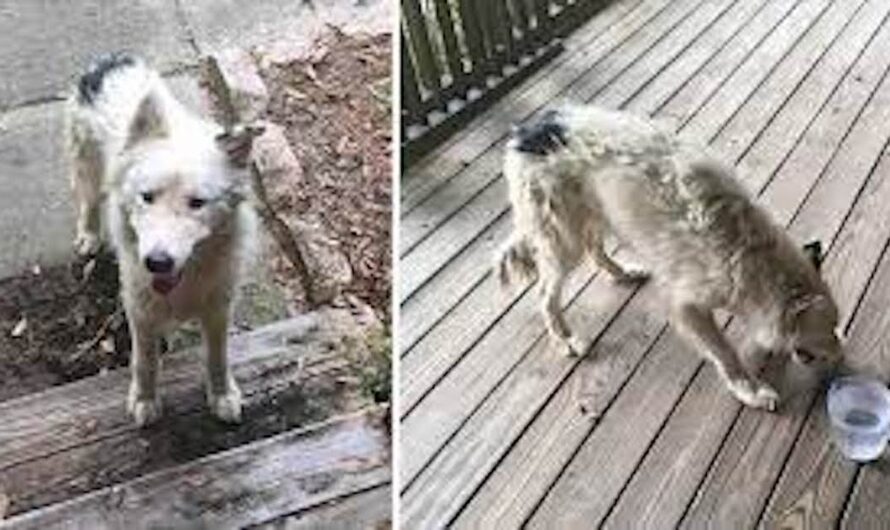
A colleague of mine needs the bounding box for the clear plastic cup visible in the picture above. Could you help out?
[827,375,890,462]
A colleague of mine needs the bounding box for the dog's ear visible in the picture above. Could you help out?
[126,92,168,149]
[216,124,266,169]
[802,240,823,271]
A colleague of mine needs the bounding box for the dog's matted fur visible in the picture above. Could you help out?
[67,53,263,426]
[497,105,843,410]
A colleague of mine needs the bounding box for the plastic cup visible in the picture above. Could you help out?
[827,375,890,462]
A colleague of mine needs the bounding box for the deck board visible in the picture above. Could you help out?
[399,0,890,526]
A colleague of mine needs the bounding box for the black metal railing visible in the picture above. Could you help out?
[401,0,608,165]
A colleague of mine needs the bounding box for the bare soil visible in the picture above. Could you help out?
[258,30,393,321]
[0,253,129,402]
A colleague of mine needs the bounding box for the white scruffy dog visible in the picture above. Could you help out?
[67,54,263,426]
[497,105,842,411]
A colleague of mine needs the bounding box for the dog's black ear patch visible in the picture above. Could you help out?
[803,240,823,271]
[78,52,136,105]
[512,110,567,156]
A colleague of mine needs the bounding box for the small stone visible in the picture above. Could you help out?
[10,317,27,338]
[206,48,270,123]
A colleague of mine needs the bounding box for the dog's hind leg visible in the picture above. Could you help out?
[201,303,242,423]
[671,303,778,411]
[126,314,163,426]
[69,121,104,256]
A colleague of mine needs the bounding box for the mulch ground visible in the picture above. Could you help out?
[259,29,393,322]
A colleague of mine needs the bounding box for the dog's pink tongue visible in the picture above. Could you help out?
[151,274,180,295]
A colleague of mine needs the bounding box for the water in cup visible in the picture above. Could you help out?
[827,375,890,462]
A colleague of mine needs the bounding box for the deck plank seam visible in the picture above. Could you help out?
[399,270,602,493]
[707,0,865,146]
[733,0,890,169]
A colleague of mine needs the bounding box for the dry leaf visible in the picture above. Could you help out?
[81,258,96,282]
[99,337,115,354]
[10,317,27,338]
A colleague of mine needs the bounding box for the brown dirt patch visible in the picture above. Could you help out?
[0,253,130,402]
[258,30,392,321]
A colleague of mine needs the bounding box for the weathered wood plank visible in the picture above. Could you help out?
[654,0,802,127]
[2,410,390,530]
[678,0,833,140]
[398,214,512,354]
[623,0,778,115]
[251,484,391,530]
[709,0,877,160]
[0,309,381,515]
[401,253,640,527]
[594,0,745,110]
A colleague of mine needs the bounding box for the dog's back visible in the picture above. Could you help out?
[504,106,823,309]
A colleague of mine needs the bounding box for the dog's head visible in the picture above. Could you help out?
[786,292,844,372]
[114,92,263,294]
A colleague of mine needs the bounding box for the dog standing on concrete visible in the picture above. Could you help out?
[67,54,263,426]
[496,105,842,411]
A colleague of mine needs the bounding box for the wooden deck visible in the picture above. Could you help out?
[0,311,391,528]
[398,0,890,527]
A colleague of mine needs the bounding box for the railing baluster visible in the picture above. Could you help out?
[432,0,466,94]
[402,0,604,162]
[456,0,487,83]
[401,26,426,126]
[402,0,442,107]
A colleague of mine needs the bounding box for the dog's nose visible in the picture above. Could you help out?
[144,252,174,274]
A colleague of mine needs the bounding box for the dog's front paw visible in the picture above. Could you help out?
[74,231,101,256]
[207,385,243,424]
[729,378,779,412]
[127,390,162,427]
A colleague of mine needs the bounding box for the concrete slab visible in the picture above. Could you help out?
[0,102,72,277]
[0,0,196,109]
[180,0,392,57]
[0,73,215,277]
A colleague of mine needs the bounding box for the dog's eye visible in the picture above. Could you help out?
[188,197,207,210]
[141,191,155,204]
[795,348,815,364]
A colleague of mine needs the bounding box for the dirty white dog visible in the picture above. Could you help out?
[496,105,842,411]
[67,54,263,426]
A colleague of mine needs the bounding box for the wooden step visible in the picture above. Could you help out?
[0,308,386,518]
[2,409,390,529]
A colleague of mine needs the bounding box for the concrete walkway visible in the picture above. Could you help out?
[0,0,389,278]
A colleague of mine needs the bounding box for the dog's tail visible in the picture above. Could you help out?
[495,238,538,287]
